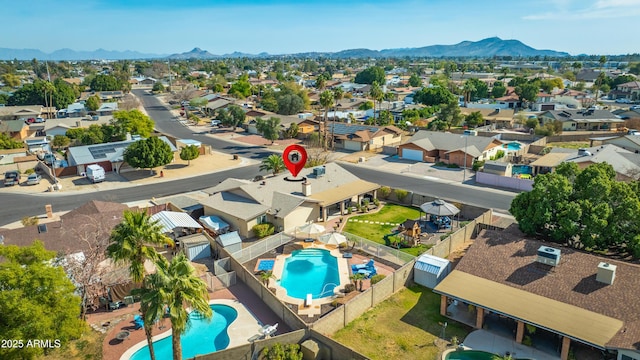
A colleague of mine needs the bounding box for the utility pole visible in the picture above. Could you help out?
[461,134,468,183]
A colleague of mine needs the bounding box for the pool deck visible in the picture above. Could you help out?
[447,330,560,360]
[97,283,290,360]
[270,241,351,317]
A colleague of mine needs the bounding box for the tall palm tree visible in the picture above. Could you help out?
[107,210,172,283]
[462,80,476,107]
[132,263,169,360]
[331,87,345,149]
[259,154,285,175]
[163,253,212,360]
[369,82,383,124]
[319,90,334,151]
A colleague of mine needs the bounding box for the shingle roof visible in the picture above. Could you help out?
[200,192,270,221]
[450,225,640,351]
[0,119,27,132]
[404,130,499,154]
[542,109,622,122]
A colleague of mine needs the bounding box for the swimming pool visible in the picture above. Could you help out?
[503,142,522,152]
[129,304,237,360]
[445,350,530,360]
[279,248,340,299]
[255,259,275,272]
[512,165,533,175]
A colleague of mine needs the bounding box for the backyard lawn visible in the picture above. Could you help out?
[332,285,469,360]
[546,141,590,149]
[343,204,429,256]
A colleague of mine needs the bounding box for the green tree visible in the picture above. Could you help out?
[85,94,101,112]
[80,124,106,145]
[408,73,422,87]
[464,111,484,128]
[491,81,507,98]
[90,74,120,91]
[358,101,374,110]
[260,154,285,175]
[525,117,539,130]
[152,82,165,93]
[189,97,208,110]
[284,122,299,139]
[354,66,385,85]
[437,101,464,129]
[0,242,84,360]
[261,343,304,360]
[53,78,78,109]
[162,253,212,360]
[515,83,539,107]
[112,109,155,138]
[107,210,172,283]
[123,136,174,174]
[179,145,200,165]
[315,75,326,90]
[276,94,305,115]
[256,117,282,144]
[465,78,488,100]
[228,74,252,99]
[226,104,246,129]
[0,93,9,105]
[462,80,476,106]
[52,134,70,150]
[1,73,21,87]
[0,132,25,149]
[369,81,384,123]
[413,86,455,106]
[133,269,168,360]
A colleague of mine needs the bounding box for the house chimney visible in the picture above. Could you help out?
[302,181,311,196]
[596,262,616,285]
[45,204,53,218]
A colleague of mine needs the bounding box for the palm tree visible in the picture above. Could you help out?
[331,87,345,149]
[107,210,172,283]
[259,270,275,286]
[132,264,169,360]
[462,80,476,107]
[369,82,383,124]
[350,272,366,291]
[319,90,334,151]
[163,253,212,360]
[259,154,285,175]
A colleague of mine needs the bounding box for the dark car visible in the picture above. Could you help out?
[4,171,20,186]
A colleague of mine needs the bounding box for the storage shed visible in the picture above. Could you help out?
[414,254,451,289]
[199,215,230,234]
[180,234,212,261]
[216,231,242,254]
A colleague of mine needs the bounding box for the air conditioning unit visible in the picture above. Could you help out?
[537,246,561,266]
[313,167,325,177]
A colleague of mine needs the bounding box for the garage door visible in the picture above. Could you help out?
[401,149,423,161]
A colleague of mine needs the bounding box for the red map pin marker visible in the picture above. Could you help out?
[282,144,307,178]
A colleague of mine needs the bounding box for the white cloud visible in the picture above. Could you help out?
[524,0,640,20]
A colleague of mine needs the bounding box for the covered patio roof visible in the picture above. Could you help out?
[434,270,623,348]
[308,179,379,206]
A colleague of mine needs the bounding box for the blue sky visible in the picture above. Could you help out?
[3,0,640,55]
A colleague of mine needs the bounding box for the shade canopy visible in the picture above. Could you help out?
[295,222,326,238]
[420,199,460,216]
[319,232,347,245]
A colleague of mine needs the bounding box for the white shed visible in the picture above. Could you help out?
[414,254,451,289]
[180,234,212,261]
[216,231,242,254]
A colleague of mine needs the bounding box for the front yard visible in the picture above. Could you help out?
[332,285,470,360]
[343,204,429,256]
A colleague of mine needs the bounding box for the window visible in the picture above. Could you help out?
[621,355,638,360]
[257,214,267,224]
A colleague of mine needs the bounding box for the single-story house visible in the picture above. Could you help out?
[328,123,404,151]
[66,136,177,175]
[0,105,43,121]
[434,225,640,360]
[596,134,640,153]
[414,253,450,289]
[398,131,504,167]
[459,108,516,128]
[612,109,640,120]
[539,109,624,131]
[96,102,118,116]
[59,102,88,118]
[246,113,302,136]
[0,119,30,140]
[139,77,157,86]
[200,163,379,238]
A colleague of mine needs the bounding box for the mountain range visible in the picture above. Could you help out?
[0,38,569,60]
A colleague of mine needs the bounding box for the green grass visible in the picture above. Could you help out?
[343,204,423,254]
[332,285,470,360]
[546,141,590,149]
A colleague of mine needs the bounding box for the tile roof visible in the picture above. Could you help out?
[451,225,640,350]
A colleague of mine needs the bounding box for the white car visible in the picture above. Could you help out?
[211,120,221,126]
[26,173,42,185]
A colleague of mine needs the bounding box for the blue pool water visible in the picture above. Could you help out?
[279,248,340,299]
[512,165,533,175]
[256,259,275,271]
[129,304,237,360]
[503,142,522,151]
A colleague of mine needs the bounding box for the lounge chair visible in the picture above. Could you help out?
[305,293,313,307]
[352,259,375,272]
[358,267,378,279]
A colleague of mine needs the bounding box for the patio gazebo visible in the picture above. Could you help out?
[419,199,460,230]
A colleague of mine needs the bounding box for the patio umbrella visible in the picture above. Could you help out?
[420,199,460,217]
[319,232,347,246]
[295,222,326,239]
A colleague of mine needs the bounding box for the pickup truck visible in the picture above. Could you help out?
[4,171,20,186]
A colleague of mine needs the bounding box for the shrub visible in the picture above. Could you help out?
[373,198,380,207]
[394,189,408,202]
[252,223,275,238]
[472,160,485,171]
[522,335,533,346]
[21,216,39,226]
[434,161,446,167]
[261,343,303,360]
[24,168,35,175]
[370,274,386,285]
[347,207,352,214]
[379,186,391,198]
[447,163,459,168]
[344,284,356,293]
[362,199,370,208]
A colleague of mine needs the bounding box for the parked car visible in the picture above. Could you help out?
[35,117,46,123]
[616,98,631,104]
[211,120,221,126]
[26,173,42,185]
[630,105,640,111]
[4,171,20,186]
